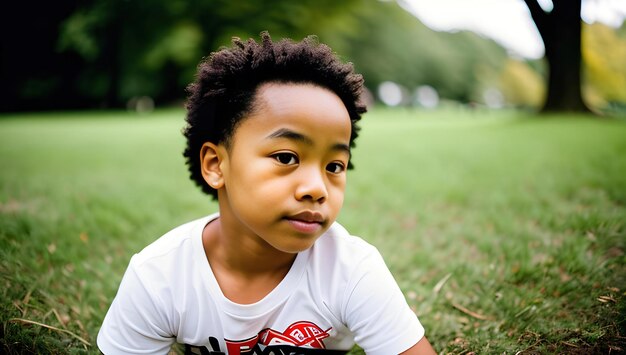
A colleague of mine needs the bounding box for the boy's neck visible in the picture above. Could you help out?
[202,217,297,304]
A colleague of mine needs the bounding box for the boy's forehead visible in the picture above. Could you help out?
[253,82,345,114]
[235,82,351,141]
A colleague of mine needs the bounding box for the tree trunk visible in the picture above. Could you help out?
[523,0,591,113]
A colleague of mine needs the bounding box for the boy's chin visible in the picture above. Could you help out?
[271,237,321,254]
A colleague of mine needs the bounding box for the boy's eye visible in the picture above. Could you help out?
[273,153,298,165]
[326,162,345,174]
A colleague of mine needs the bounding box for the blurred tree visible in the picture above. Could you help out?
[498,59,545,108]
[0,0,510,111]
[322,0,507,104]
[522,0,591,112]
[2,0,362,111]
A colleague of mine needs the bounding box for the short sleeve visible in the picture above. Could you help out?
[343,249,424,355]
[97,256,175,355]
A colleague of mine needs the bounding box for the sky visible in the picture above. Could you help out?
[402,0,626,59]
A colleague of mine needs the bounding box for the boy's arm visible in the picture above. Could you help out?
[98,257,175,354]
[400,337,437,355]
[343,248,429,355]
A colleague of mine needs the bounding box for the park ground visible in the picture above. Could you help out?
[0,108,624,353]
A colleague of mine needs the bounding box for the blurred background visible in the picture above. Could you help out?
[1,0,625,115]
[1,2,625,352]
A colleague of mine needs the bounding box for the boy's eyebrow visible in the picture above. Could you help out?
[266,128,350,153]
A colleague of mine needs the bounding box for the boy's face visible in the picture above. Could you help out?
[210,82,351,253]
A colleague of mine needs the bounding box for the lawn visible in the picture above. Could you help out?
[1,108,624,353]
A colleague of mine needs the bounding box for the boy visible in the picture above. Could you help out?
[98,32,436,355]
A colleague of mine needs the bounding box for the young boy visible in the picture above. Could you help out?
[98,32,436,355]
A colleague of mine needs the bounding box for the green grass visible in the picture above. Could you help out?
[1,108,624,353]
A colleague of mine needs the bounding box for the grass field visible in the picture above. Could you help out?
[1,108,624,354]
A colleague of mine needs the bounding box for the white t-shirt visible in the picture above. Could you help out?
[98,214,424,354]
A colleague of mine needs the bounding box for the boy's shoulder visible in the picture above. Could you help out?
[320,222,376,252]
[311,222,384,272]
[131,214,215,266]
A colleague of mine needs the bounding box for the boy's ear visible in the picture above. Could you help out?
[200,142,225,190]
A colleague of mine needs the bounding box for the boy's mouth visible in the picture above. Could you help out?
[284,211,326,234]
[287,211,325,224]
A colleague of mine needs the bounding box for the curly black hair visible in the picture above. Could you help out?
[182,31,367,199]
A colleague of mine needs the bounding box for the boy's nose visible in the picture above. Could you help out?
[294,168,327,203]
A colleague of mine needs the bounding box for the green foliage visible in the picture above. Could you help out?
[1,109,625,353]
[318,0,508,102]
[583,23,626,109]
[57,9,102,61]
[5,0,514,110]
[52,0,367,106]
[6,0,626,112]
[498,59,545,108]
